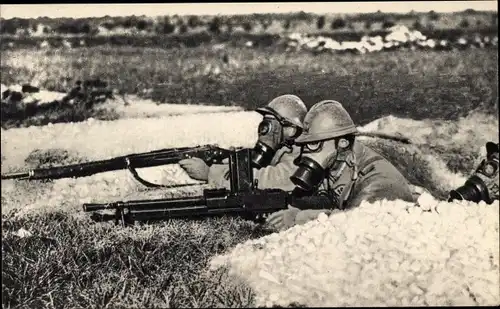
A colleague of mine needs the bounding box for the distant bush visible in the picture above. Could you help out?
[161,18,176,34]
[460,19,470,28]
[331,18,346,30]
[317,16,326,30]
[226,22,233,33]
[208,17,222,34]
[136,20,148,31]
[413,19,423,30]
[188,16,201,28]
[0,18,31,35]
[57,20,92,35]
[428,10,440,21]
[99,22,112,31]
[122,18,134,28]
[382,20,396,29]
[291,11,312,22]
[243,22,253,32]
[179,24,188,34]
[261,20,270,31]
[283,19,291,30]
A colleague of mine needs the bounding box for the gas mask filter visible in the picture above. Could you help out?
[251,110,302,169]
[448,142,499,204]
[290,137,351,192]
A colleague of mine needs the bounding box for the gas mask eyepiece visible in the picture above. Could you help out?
[448,142,499,204]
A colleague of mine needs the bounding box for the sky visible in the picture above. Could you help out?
[0,2,497,19]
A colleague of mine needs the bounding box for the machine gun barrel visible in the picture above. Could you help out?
[83,187,291,225]
[1,171,30,180]
[83,195,207,212]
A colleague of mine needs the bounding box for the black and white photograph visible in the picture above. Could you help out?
[1,1,499,307]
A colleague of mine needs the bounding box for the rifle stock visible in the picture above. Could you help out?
[1,144,230,188]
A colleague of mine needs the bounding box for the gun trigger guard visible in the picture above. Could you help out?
[124,157,201,189]
[124,157,169,188]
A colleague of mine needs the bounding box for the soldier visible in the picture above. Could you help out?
[448,141,499,204]
[179,94,308,191]
[265,100,417,231]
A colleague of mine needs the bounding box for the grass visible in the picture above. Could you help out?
[2,46,497,128]
[1,45,498,308]
[2,211,273,308]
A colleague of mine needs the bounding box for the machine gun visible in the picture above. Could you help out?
[83,148,297,226]
[1,144,229,188]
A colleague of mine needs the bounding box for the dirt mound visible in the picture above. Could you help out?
[24,148,86,169]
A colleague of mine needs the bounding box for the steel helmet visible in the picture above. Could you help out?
[295,100,358,144]
[255,94,307,129]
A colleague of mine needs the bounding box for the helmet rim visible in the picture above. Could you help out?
[295,125,358,144]
[255,106,305,129]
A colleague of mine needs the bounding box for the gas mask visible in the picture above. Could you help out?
[290,137,352,192]
[448,142,499,204]
[251,110,302,169]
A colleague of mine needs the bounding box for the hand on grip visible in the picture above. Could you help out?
[179,157,210,181]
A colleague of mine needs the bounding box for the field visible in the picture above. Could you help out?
[1,38,499,307]
[2,45,498,126]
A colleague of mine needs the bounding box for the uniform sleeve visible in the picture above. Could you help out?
[346,160,417,209]
[253,146,302,191]
[207,146,301,191]
[253,158,299,191]
[207,164,231,189]
[290,194,334,210]
[208,159,300,191]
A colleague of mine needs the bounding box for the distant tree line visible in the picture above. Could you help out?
[0,10,496,36]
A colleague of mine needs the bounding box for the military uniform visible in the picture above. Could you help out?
[306,141,416,210]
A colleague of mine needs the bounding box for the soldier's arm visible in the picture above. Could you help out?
[289,175,416,227]
[208,148,301,191]
[253,159,299,191]
[252,146,302,191]
[207,163,231,189]
[285,189,340,226]
[347,174,416,209]
[207,159,299,191]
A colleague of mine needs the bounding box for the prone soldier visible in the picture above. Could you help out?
[448,141,499,204]
[265,100,417,231]
[179,95,308,191]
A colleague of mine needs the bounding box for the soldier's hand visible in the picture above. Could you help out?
[179,157,209,181]
[264,205,300,232]
[295,209,331,226]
